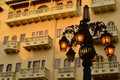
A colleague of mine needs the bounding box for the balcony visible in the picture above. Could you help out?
[91,0,116,13]
[23,35,53,51]
[0,72,16,80]
[6,3,80,27]
[19,67,49,80]
[91,61,120,80]
[93,26,119,44]
[4,40,20,54]
[57,67,75,80]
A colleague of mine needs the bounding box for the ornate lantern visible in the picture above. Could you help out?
[76,27,85,44]
[104,44,115,57]
[76,34,84,44]
[59,35,69,51]
[101,30,112,45]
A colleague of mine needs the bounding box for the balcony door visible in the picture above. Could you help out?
[33,61,40,73]
[33,61,40,68]
[6,64,12,72]
[11,35,17,41]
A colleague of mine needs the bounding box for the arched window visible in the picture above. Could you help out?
[57,2,63,10]
[11,35,17,41]
[16,10,21,17]
[16,10,21,13]
[67,0,72,4]
[24,9,28,12]
[38,5,48,9]
[6,64,12,72]
[37,5,48,13]
[23,9,28,16]
[67,0,73,8]
[107,21,115,26]
[107,21,115,32]
[57,2,63,5]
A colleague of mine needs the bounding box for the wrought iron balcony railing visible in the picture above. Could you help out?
[4,40,20,54]
[91,0,116,13]
[19,67,49,80]
[57,67,75,80]
[23,35,53,51]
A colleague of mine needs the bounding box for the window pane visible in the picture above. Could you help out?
[20,34,25,42]
[15,63,21,72]
[75,57,80,68]
[36,31,43,36]
[12,35,17,41]
[33,61,40,68]
[0,64,4,72]
[108,55,117,68]
[6,64,12,72]
[32,32,35,37]
[42,60,45,67]
[3,36,9,44]
[55,59,60,69]
[108,55,117,61]
[45,30,48,35]
[28,61,32,68]
[57,28,63,37]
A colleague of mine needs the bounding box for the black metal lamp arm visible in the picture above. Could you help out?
[89,21,107,37]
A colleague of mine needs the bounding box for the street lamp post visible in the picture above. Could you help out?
[59,5,115,80]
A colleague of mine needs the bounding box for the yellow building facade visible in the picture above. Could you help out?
[0,0,120,80]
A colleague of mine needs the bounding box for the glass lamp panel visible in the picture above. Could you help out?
[105,46,115,57]
[76,34,84,44]
[101,35,111,45]
[60,41,67,51]
[92,55,97,61]
[59,35,69,51]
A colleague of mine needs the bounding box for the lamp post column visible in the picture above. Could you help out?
[79,20,95,80]
[80,5,95,80]
[82,60,92,80]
